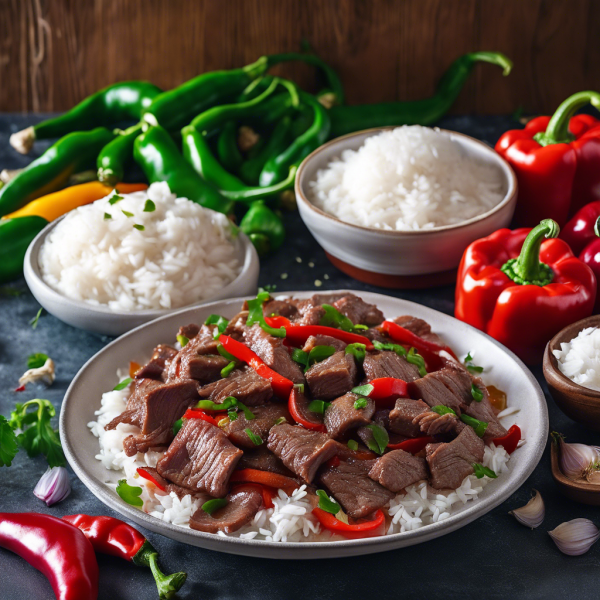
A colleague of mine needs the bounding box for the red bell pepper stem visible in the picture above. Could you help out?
[219,334,293,397]
[312,508,386,539]
[366,378,409,407]
[229,469,300,496]
[381,321,457,360]
[386,436,434,454]
[136,467,167,491]
[288,390,327,432]
[182,408,218,426]
[282,324,374,349]
[0,512,99,600]
[491,424,521,455]
[62,514,187,599]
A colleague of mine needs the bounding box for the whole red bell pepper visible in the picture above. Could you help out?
[496,91,600,227]
[455,219,596,364]
[561,201,600,255]
[578,217,600,312]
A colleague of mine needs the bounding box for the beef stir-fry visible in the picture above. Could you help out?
[105,292,519,539]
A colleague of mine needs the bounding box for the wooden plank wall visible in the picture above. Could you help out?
[1,0,600,114]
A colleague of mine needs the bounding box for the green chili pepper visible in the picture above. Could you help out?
[133,125,234,214]
[0,127,115,217]
[259,90,331,186]
[239,201,285,256]
[328,51,513,138]
[181,126,297,201]
[0,216,48,283]
[216,122,244,173]
[97,124,142,185]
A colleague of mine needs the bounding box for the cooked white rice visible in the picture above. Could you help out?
[89,367,514,543]
[309,126,505,230]
[39,182,240,311]
[553,326,600,391]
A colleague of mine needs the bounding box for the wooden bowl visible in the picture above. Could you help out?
[543,315,600,431]
[550,441,600,505]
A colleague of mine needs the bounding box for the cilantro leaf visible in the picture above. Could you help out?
[114,378,132,391]
[473,463,497,479]
[0,416,18,467]
[143,200,156,212]
[27,353,49,369]
[364,423,389,455]
[116,479,143,506]
[316,489,340,514]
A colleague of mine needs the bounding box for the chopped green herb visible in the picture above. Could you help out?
[460,414,488,438]
[196,397,255,420]
[104,212,112,220]
[431,405,457,416]
[351,384,374,397]
[407,347,427,377]
[274,416,287,426]
[246,292,286,337]
[293,383,305,394]
[143,199,156,212]
[30,308,43,329]
[221,361,236,378]
[308,400,329,414]
[0,415,18,467]
[176,334,189,347]
[316,489,340,515]
[347,439,359,451]
[472,463,497,479]
[471,383,484,402]
[217,344,236,362]
[202,498,227,515]
[114,378,133,391]
[245,428,263,446]
[354,397,368,410]
[373,340,407,357]
[345,343,366,363]
[133,224,145,231]
[464,352,484,374]
[122,210,134,217]
[205,314,229,340]
[319,305,365,333]
[27,353,49,370]
[108,194,124,205]
[116,479,143,507]
[227,408,238,422]
[173,419,183,435]
[364,423,389,455]
[236,400,255,421]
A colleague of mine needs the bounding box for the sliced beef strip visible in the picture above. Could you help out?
[408,371,466,414]
[433,365,474,407]
[302,334,347,353]
[368,449,428,492]
[332,294,385,326]
[413,410,463,437]
[135,344,178,380]
[388,398,430,437]
[319,458,394,519]
[223,310,249,341]
[236,446,294,477]
[324,392,375,440]
[223,403,290,449]
[198,366,273,406]
[296,305,326,325]
[137,467,211,502]
[267,423,339,483]
[363,328,389,344]
[178,323,201,340]
[263,298,299,319]
[308,293,349,306]
[288,387,324,429]
[464,390,507,441]
[244,324,305,385]
[305,351,357,400]
[426,426,484,489]
[178,354,231,384]
[363,351,421,383]
[157,418,243,497]
[190,483,263,534]
[391,315,442,345]
[105,378,199,456]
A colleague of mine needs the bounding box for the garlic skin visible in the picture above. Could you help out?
[548,518,600,556]
[509,489,544,529]
[33,466,71,506]
[19,358,55,387]
[553,432,600,481]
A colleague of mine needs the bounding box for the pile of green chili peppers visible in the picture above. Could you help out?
[3,50,512,263]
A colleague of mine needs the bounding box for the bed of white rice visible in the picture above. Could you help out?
[39,182,240,311]
[89,366,515,543]
[553,326,600,391]
[309,125,505,231]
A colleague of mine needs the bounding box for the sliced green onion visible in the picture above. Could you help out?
[116,479,143,507]
[133,224,145,231]
[27,353,49,369]
[293,383,305,394]
[108,194,123,205]
[104,212,112,220]
[173,418,183,435]
[318,304,367,333]
[460,414,488,438]
[354,397,368,410]
[205,314,230,340]
[308,400,328,414]
[351,383,374,397]
[345,343,366,363]
[316,489,340,515]
[217,344,236,361]
[176,334,189,347]
[221,361,236,378]
[236,400,255,421]
[246,292,286,337]
[30,307,43,329]
[274,416,287,426]
[464,352,484,374]
[471,383,484,402]
[245,428,263,446]
[373,340,407,357]
[143,199,156,212]
[364,423,389,455]
[431,405,457,416]
[347,439,359,451]
[407,347,427,377]
[227,408,238,422]
[114,377,132,391]
[472,463,497,479]
[202,498,228,515]
[122,210,134,217]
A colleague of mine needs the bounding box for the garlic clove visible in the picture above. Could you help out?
[33,466,71,506]
[509,489,544,529]
[548,518,600,556]
[552,432,600,481]
[19,358,55,387]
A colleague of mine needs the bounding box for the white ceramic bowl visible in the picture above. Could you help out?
[23,217,259,336]
[296,128,517,287]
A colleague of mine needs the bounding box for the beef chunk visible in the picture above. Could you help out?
[136,467,211,502]
[105,378,199,456]
[302,334,347,353]
[237,446,294,476]
[178,323,201,340]
[267,423,339,483]
[391,315,442,345]
[363,351,421,383]
[244,324,304,385]
[368,450,428,492]
[305,351,357,400]
[263,298,299,319]
[389,398,430,437]
[426,426,484,489]
[408,371,466,414]
[297,305,326,325]
[157,418,242,497]
[319,458,394,518]
[433,366,473,407]
[463,385,507,441]
[363,327,389,344]
[413,409,463,437]
[288,387,325,430]
[223,310,249,341]
[324,392,375,439]
[223,403,290,449]
[179,354,231,384]
[135,344,178,380]
[198,367,273,406]
[371,408,408,445]
[190,483,263,534]
[309,293,349,306]
[332,294,385,326]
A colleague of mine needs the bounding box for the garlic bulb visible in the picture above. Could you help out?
[552,432,600,481]
[509,489,544,528]
[548,519,600,556]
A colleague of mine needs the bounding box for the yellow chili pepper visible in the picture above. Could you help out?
[3,181,148,222]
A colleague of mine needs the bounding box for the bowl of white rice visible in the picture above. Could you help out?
[296,126,517,286]
[24,182,259,336]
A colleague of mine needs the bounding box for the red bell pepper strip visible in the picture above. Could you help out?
[495,91,600,227]
[263,315,291,328]
[560,200,600,255]
[386,436,434,454]
[381,320,457,361]
[231,482,276,509]
[136,466,167,491]
[363,377,409,407]
[578,218,600,312]
[282,324,374,350]
[63,514,186,599]
[0,512,99,600]
[455,219,596,365]
[490,424,521,455]
[312,507,386,539]
[288,387,327,432]
[218,334,294,397]
[182,408,218,426]
[229,469,300,496]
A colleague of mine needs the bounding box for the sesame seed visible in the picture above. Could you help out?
[314,279,322,287]
[280,273,288,279]
[308,262,315,268]
[323,274,330,280]
[295,257,302,263]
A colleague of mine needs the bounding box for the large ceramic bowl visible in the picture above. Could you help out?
[61,290,547,559]
[296,128,517,288]
[23,217,259,336]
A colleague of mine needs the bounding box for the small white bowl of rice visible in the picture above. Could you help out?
[24,182,259,336]
[296,126,517,287]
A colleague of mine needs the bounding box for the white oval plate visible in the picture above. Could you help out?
[61,290,548,559]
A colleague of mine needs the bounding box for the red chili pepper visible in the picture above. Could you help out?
[288,388,327,432]
[386,436,434,454]
[0,512,99,600]
[490,424,521,455]
[136,466,167,491]
[14,384,26,392]
[364,377,409,407]
[455,220,596,365]
[232,482,276,509]
[325,455,341,469]
[495,92,600,227]
[63,514,186,599]
[381,321,458,361]
[560,201,600,255]
[219,334,294,398]
[264,315,292,328]
[312,508,386,539]
[229,468,299,496]
[182,408,218,426]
